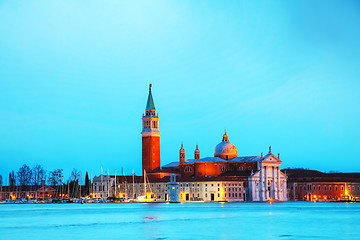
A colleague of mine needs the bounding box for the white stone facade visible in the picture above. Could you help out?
[248,156,287,201]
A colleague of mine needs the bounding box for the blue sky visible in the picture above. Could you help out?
[1,1,360,181]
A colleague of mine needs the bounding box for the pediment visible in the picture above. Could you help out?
[262,154,282,163]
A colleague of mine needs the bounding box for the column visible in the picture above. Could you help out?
[264,166,268,200]
[272,166,275,199]
[277,167,281,200]
[259,164,263,201]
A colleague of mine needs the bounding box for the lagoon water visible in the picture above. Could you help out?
[0,202,359,240]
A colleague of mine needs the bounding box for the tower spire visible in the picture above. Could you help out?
[146,84,155,110]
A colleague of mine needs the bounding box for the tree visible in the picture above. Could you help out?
[32,164,46,185]
[48,169,63,186]
[84,172,91,196]
[70,168,80,182]
[17,164,32,186]
[9,171,16,186]
[69,169,80,198]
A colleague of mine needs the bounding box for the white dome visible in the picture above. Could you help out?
[214,131,238,160]
[214,142,237,156]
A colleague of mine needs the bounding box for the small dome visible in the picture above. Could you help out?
[214,131,238,160]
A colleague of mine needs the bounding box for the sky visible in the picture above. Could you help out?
[1,0,360,182]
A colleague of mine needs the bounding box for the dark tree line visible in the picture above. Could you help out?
[4,165,92,197]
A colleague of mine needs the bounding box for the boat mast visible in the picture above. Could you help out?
[79,171,81,198]
[90,170,93,198]
[101,166,103,199]
[107,169,110,197]
[144,169,146,195]
[132,170,135,199]
[67,177,70,199]
[114,169,117,198]
[122,168,128,199]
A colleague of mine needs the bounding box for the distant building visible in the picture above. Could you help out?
[0,181,56,200]
[285,169,360,201]
[92,175,246,202]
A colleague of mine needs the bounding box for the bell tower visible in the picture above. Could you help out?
[141,84,161,175]
[179,144,185,164]
[194,145,200,159]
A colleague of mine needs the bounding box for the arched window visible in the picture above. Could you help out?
[238,167,244,171]
[221,166,226,172]
[185,166,192,172]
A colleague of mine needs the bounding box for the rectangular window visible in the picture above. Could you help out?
[300,186,302,190]
[324,186,327,191]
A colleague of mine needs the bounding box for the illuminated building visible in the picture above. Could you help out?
[0,182,56,200]
[92,85,288,202]
[286,169,360,201]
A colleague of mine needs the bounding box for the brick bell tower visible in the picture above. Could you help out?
[141,84,161,175]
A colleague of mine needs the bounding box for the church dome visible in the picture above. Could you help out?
[214,130,238,160]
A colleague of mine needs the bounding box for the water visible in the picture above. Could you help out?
[0,202,359,240]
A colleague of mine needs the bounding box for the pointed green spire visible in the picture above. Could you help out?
[146,84,156,110]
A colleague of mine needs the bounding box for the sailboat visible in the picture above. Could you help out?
[133,170,155,203]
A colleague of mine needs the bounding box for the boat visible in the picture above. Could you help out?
[133,170,156,203]
[340,194,360,202]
